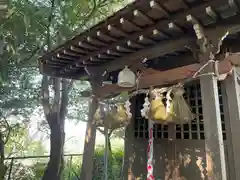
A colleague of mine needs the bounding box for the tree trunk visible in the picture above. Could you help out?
[80,95,98,180]
[41,76,70,180]
[108,134,115,180]
[42,113,64,180]
[108,135,112,156]
[0,133,6,180]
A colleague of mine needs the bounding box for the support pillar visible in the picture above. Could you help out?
[123,96,137,180]
[187,14,228,180]
[123,120,135,180]
[200,75,227,180]
[80,81,99,180]
[221,67,240,180]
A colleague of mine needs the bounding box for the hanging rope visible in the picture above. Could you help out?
[192,59,219,78]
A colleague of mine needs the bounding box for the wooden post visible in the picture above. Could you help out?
[200,75,227,180]
[104,127,109,180]
[221,67,240,180]
[80,81,99,180]
[122,96,136,180]
[167,123,176,178]
[187,14,228,180]
[123,116,135,180]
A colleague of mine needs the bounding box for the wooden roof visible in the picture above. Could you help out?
[39,0,240,80]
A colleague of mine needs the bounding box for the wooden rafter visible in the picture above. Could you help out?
[60,0,227,71]
[39,0,234,76]
[39,0,240,89]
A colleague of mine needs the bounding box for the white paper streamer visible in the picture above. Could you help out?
[166,89,172,114]
[141,96,150,119]
[124,100,132,120]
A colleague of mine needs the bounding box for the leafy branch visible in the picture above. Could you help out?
[46,0,55,49]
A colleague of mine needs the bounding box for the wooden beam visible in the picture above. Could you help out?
[97,36,194,72]
[221,66,240,180]
[57,54,75,60]
[206,6,218,21]
[51,57,72,63]
[97,54,113,60]
[78,41,98,50]
[46,60,69,65]
[87,36,107,46]
[120,18,142,31]
[70,65,82,69]
[96,58,232,98]
[133,10,154,24]
[76,63,85,67]
[152,29,169,39]
[168,22,183,33]
[45,64,63,68]
[90,56,107,62]
[97,31,117,42]
[127,40,144,49]
[63,50,81,57]
[149,0,170,17]
[116,45,134,53]
[70,46,86,55]
[107,25,128,37]
[106,49,122,56]
[138,35,156,44]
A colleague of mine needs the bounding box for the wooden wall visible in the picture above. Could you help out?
[123,81,237,180]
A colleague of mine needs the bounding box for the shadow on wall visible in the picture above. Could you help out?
[128,142,209,180]
[165,148,207,180]
[177,155,206,180]
[130,153,207,180]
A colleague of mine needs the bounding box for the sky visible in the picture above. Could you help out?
[63,120,124,153]
[28,110,124,154]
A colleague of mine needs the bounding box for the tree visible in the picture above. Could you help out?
[0,0,45,175]
[0,64,40,179]
[41,76,71,180]
[4,125,47,180]
[38,0,130,179]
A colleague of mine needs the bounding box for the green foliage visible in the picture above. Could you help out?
[3,125,47,180]
[92,147,124,180]
[5,147,123,180]
[67,81,91,122]
[32,163,46,179]
[5,125,47,158]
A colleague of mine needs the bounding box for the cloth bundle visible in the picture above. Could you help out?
[149,93,169,123]
[94,101,132,130]
[142,86,194,124]
[167,86,195,123]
